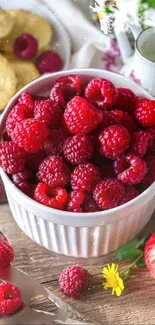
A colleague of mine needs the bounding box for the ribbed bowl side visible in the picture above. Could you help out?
[6,192,154,258]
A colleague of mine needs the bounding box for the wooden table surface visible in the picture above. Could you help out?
[1,202,155,325]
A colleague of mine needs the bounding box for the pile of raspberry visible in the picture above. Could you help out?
[1,75,155,212]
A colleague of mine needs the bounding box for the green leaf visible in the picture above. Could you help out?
[141,0,155,7]
[116,248,143,260]
[125,268,132,281]
[135,257,146,267]
[117,238,140,252]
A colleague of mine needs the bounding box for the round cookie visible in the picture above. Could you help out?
[4,54,40,90]
[0,9,14,39]
[0,54,17,111]
[2,9,52,53]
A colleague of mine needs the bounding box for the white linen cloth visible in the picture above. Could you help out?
[43,0,124,73]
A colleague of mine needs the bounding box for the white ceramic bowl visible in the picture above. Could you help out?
[0,69,155,259]
[0,0,71,70]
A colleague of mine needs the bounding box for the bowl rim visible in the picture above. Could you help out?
[1,68,155,221]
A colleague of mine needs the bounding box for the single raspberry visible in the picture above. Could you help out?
[26,150,46,172]
[118,186,139,206]
[11,169,36,196]
[135,98,155,128]
[59,266,91,298]
[114,153,147,185]
[37,156,70,187]
[66,190,84,212]
[12,118,49,153]
[99,161,115,178]
[144,233,155,279]
[63,134,94,165]
[34,183,67,210]
[34,99,62,127]
[114,88,138,114]
[56,75,81,95]
[84,78,118,109]
[36,50,63,74]
[0,282,23,315]
[6,104,33,138]
[14,33,38,59]
[71,163,100,191]
[99,125,130,159]
[0,142,26,174]
[64,96,103,134]
[44,129,65,156]
[82,192,99,212]
[98,111,119,129]
[18,92,35,111]
[0,241,14,268]
[93,178,124,210]
[129,130,151,157]
[50,82,76,107]
[140,155,155,190]
[110,110,137,134]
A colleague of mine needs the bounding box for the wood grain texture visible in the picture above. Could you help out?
[1,203,155,325]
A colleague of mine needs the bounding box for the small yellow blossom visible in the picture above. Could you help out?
[102,263,124,296]
[97,12,104,19]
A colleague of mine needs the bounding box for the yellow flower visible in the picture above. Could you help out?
[97,12,104,19]
[102,263,124,296]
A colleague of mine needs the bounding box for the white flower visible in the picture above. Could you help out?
[113,0,141,33]
[90,0,114,34]
[143,8,155,27]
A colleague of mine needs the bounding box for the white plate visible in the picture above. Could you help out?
[0,0,71,70]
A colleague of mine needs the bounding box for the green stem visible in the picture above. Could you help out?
[121,253,144,275]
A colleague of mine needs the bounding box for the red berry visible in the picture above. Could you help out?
[135,98,155,128]
[14,33,38,59]
[36,50,63,74]
[63,134,94,165]
[56,75,81,95]
[44,129,65,156]
[18,92,35,111]
[37,156,70,187]
[6,103,33,138]
[85,78,118,109]
[34,183,67,210]
[0,282,23,315]
[114,88,138,114]
[34,99,62,127]
[93,178,124,210]
[64,96,103,134]
[82,192,99,212]
[59,266,91,298]
[140,154,155,189]
[12,118,49,153]
[0,142,26,174]
[118,186,139,206]
[129,130,151,157]
[0,241,14,268]
[71,163,100,191]
[50,82,76,107]
[99,125,130,159]
[26,150,46,173]
[114,153,147,185]
[11,169,36,196]
[66,190,84,212]
[98,111,120,129]
[144,233,155,279]
[110,110,137,134]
